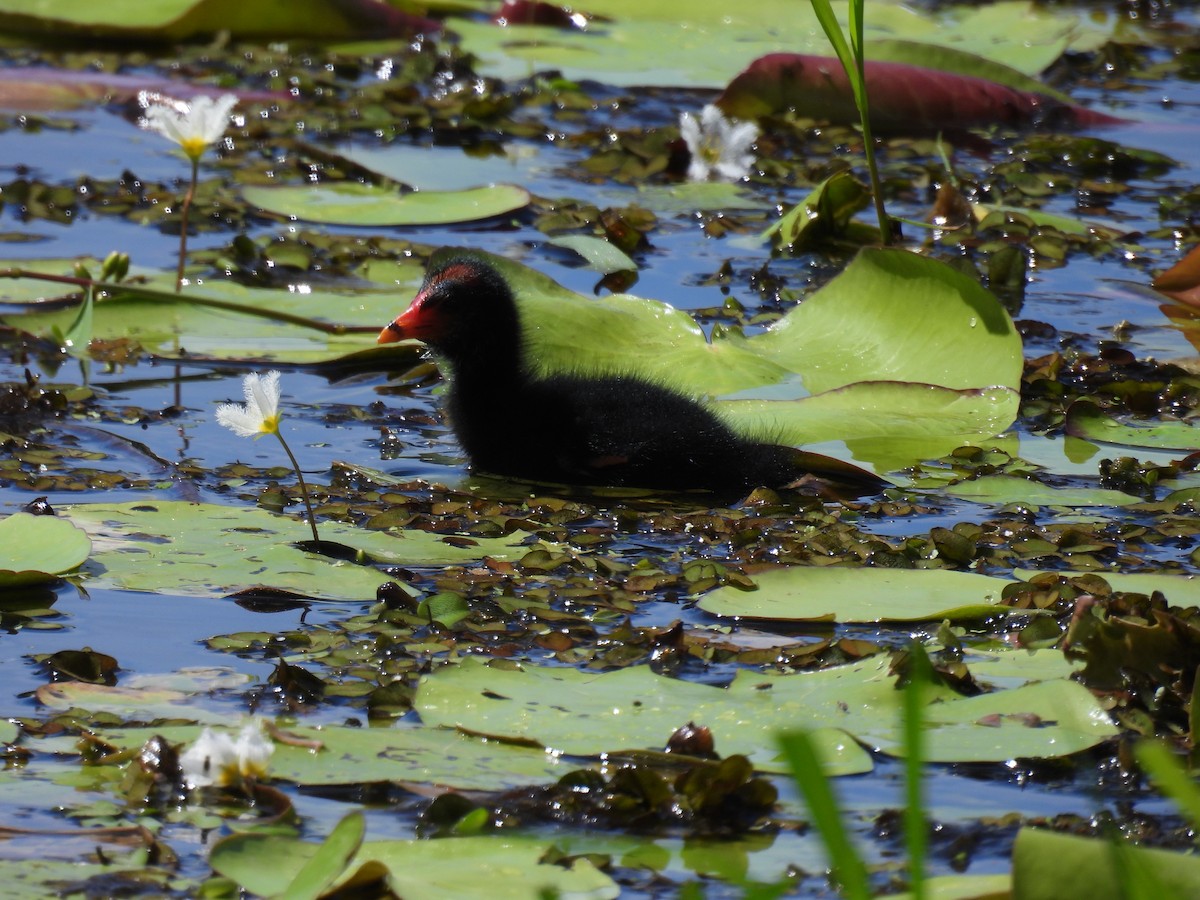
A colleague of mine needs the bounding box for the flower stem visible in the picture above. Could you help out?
[176,156,199,293]
[273,430,320,543]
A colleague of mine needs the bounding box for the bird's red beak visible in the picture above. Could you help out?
[377,289,443,344]
[376,304,422,344]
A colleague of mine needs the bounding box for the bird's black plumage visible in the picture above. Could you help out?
[378,257,882,494]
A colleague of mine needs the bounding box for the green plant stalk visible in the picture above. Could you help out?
[778,731,871,900]
[903,645,929,900]
[1135,740,1200,829]
[0,268,376,336]
[176,156,199,293]
[809,0,892,243]
[273,429,321,544]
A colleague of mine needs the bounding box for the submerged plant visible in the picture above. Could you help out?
[139,92,238,292]
[679,103,759,181]
[216,370,320,543]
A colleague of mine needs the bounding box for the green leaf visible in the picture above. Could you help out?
[65,501,535,599]
[280,812,366,900]
[242,183,531,226]
[207,829,619,900]
[444,0,1092,88]
[418,592,473,627]
[1134,742,1200,831]
[106,723,575,791]
[1012,828,1200,900]
[545,235,637,273]
[0,513,91,588]
[747,247,1021,394]
[763,171,877,250]
[698,566,1014,623]
[1065,399,1200,451]
[415,654,1117,769]
[0,0,436,43]
[944,475,1141,507]
[778,731,870,900]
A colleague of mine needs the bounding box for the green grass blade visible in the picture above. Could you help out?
[778,730,871,900]
[903,644,929,900]
[1135,740,1200,830]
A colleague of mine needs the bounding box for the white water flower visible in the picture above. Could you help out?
[179,721,274,789]
[679,104,759,182]
[140,92,238,162]
[216,371,282,438]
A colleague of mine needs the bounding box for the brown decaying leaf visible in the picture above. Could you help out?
[1152,242,1200,308]
[717,53,1129,133]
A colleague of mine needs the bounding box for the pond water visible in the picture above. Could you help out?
[3,2,1200,896]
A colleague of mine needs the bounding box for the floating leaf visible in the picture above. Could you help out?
[65,501,535,600]
[448,1,1100,88]
[698,566,1013,623]
[1065,399,1200,451]
[0,0,438,43]
[242,183,531,227]
[718,52,1127,131]
[106,723,575,790]
[415,655,1117,769]
[944,475,1141,508]
[1012,828,1200,900]
[0,513,91,589]
[0,68,285,112]
[545,235,637,273]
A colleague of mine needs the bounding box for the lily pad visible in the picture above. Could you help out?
[415,654,1117,770]
[0,513,91,589]
[65,501,535,600]
[1065,399,1200,451]
[1015,570,1200,609]
[1012,828,1200,900]
[448,0,1098,88]
[0,0,437,43]
[545,235,637,273]
[212,831,618,900]
[242,183,531,227]
[697,566,1013,623]
[107,722,572,791]
[944,475,1141,508]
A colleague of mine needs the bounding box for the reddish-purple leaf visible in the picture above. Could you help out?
[492,0,592,29]
[717,53,1129,133]
[0,69,289,112]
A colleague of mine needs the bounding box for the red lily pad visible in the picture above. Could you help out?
[717,52,1129,133]
[0,69,288,112]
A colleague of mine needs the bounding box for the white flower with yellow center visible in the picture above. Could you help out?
[141,93,238,162]
[179,721,274,789]
[679,104,759,182]
[216,371,283,438]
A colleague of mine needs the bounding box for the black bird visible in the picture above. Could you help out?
[378,256,884,495]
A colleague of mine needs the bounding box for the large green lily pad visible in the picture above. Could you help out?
[415,655,1117,771]
[212,830,618,900]
[697,566,1013,623]
[446,0,1103,88]
[105,723,575,791]
[65,501,535,600]
[0,513,91,589]
[1012,828,1200,899]
[1065,399,1200,451]
[0,0,435,42]
[242,183,531,227]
